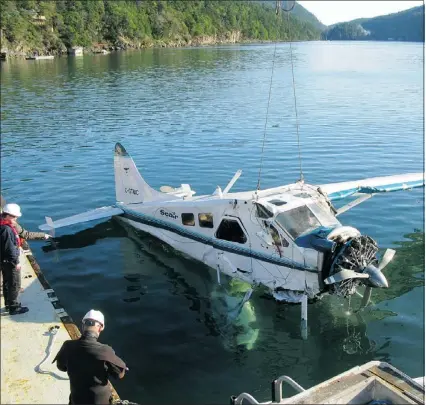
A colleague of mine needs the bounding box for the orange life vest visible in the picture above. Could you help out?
[0,218,23,247]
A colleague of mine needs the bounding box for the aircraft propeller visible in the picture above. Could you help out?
[359,248,395,308]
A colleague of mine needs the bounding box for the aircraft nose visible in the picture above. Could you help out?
[363,264,389,288]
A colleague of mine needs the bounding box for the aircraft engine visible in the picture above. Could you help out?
[323,227,391,302]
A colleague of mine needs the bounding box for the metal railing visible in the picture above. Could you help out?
[230,375,305,404]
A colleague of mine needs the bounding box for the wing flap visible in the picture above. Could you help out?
[39,206,124,231]
[319,173,424,201]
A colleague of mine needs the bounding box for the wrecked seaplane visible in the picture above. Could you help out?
[39,0,424,338]
[39,142,424,338]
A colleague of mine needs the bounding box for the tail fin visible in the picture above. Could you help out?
[114,143,171,204]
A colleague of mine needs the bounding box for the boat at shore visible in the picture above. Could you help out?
[26,55,54,60]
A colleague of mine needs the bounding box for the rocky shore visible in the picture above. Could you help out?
[1,30,274,59]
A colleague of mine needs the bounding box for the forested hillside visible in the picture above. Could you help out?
[0,0,321,56]
[323,5,424,42]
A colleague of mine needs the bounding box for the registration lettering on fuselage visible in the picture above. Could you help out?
[125,188,139,195]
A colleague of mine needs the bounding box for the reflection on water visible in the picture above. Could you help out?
[44,221,424,314]
[116,219,260,352]
[42,220,128,252]
[41,217,424,402]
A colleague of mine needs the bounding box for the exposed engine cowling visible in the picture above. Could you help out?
[323,227,390,299]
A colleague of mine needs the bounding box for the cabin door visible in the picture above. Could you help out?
[215,216,253,282]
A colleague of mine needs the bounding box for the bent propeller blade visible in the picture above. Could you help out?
[379,249,396,271]
[360,286,372,308]
[324,269,369,285]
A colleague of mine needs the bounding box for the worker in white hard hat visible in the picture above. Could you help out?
[0,200,51,313]
[0,197,50,241]
[53,309,127,404]
[0,203,28,314]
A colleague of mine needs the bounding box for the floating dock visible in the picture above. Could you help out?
[1,241,120,404]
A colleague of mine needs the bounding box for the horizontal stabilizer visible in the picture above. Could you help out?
[319,173,424,201]
[159,183,196,198]
[39,206,124,231]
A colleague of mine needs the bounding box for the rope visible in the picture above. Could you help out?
[286,11,304,182]
[35,325,69,379]
[35,326,59,373]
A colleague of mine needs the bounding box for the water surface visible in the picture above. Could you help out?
[1,41,424,404]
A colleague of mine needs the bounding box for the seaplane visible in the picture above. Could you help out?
[39,142,424,337]
[39,1,424,338]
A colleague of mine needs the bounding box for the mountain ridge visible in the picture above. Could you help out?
[322,5,424,42]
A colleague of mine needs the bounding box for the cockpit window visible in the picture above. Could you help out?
[255,203,273,218]
[308,203,340,227]
[275,205,321,239]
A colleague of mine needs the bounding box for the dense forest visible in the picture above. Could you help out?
[0,0,321,55]
[323,5,425,42]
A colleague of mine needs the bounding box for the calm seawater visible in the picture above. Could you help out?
[1,41,424,404]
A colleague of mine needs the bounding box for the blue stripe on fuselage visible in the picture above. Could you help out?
[120,207,317,273]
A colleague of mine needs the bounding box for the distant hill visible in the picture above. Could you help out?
[323,5,425,42]
[257,1,326,31]
[291,2,327,31]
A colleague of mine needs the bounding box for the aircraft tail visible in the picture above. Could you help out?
[114,143,171,204]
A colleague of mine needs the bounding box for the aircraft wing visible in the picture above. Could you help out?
[319,172,424,201]
[39,206,124,231]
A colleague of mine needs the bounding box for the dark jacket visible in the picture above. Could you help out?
[15,222,46,240]
[53,333,126,405]
[0,223,20,266]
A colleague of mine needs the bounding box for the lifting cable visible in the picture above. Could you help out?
[286,7,304,182]
[256,0,303,194]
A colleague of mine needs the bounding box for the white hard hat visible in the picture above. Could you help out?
[2,203,22,218]
[82,309,105,328]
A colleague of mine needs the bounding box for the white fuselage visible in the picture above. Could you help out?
[116,184,341,299]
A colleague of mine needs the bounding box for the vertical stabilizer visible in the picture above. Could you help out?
[114,143,172,204]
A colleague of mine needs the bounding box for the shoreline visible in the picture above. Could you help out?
[1,37,422,60]
[1,35,317,59]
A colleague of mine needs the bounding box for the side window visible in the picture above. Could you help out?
[216,219,247,244]
[182,213,195,226]
[199,213,214,228]
[268,223,289,247]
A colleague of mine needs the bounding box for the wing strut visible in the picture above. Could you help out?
[336,194,372,216]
